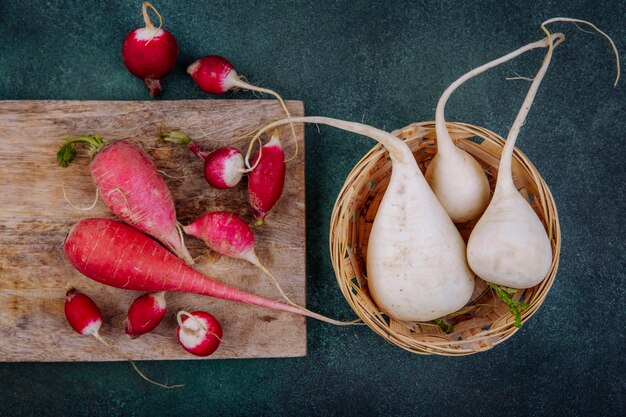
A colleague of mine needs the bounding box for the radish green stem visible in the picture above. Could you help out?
[487,283,528,328]
[57,135,108,166]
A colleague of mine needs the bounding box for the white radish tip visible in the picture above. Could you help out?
[187,60,201,76]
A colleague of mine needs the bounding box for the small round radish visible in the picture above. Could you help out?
[176,311,222,357]
[65,288,103,337]
[64,288,182,388]
[122,2,178,97]
[125,291,167,338]
[184,211,297,306]
[187,55,298,158]
[248,129,286,225]
[159,131,244,189]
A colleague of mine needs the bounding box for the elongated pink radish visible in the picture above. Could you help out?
[125,292,167,338]
[57,135,193,265]
[187,55,298,159]
[426,34,564,223]
[248,130,286,225]
[63,218,353,325]
[122,2,178,97]
[64,288,181,388]
[245,116,475,322]
[159,131,244,189]
[184,211,297,305]
[177,311,222,356]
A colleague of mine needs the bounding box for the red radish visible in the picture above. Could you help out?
[65,288,103,337]
[64,218,352,325]
[184,211,297,305]
[187,55,298,158]
[57,135,193,265]
[122,2,178,97]
[125,291,167,338]
[248,129,286,225]
[159,131,244,189]
[64,288,181,388]
[176,311,222,356]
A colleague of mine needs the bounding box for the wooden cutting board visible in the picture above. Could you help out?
[0,100,306,361]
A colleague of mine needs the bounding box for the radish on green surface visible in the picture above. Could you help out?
[247,129,286,225]
[176,311,222,357]
[467,20,619,327]
[122,2,178,97]
[426,33,564,223]
[159,130,244,189]
[246,117,475,322]
[187,55,298,159]
[64,288,181,388]
[125,292,167,338]
[63,218,353,325]
[184,211,298,306]
[57,136,193,265]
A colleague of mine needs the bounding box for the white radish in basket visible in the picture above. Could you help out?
[246,117,474,322]
[468,21,619,292]
[426,34,564,223]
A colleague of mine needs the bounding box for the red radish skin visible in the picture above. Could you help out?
[63,218,349,325]
[248,131,286,225]
[57,136,193,265]
[184,211,297,305]
[177,311,222,356]
[159,131,244,189]
[125,291,167,338]
[65,288,103,336]
[122,2,178,97]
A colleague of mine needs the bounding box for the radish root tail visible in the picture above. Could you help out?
[92,332,183,389]
[62,185,99,211]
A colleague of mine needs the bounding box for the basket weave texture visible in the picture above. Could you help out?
[329,121,561,355]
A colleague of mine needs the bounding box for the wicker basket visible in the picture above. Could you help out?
[329,121,561,355]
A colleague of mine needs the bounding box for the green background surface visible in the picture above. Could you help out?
[1,0,625,416]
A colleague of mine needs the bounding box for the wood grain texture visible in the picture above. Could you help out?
[0,100,306,361]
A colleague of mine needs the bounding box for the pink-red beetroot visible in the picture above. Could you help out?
[184,211,297,305]
[57,135,193,265]
[159,131,244,189]
[176,311,222,357]
[248,130,286,225]
[122,2,178,97]
[125,292,167,338]
[64,218,350,325]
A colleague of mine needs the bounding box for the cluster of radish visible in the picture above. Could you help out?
[235,20,619,330]
[58,2,356,388]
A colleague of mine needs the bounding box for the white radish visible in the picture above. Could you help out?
[426,34,564,223]
[247,117,475,322]
[468,20,619,291]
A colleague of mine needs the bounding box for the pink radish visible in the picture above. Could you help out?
[63,218,353,325]
[176,311,222,356]
[184,211,297,305]
[65,288,103,337]
[125,291,167,338]
[122,2,178,97]
[57,135,193,265]
[187,55,298,157]
[159,130,244,189]
[247,129,286,225]
[64,288,181,388]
